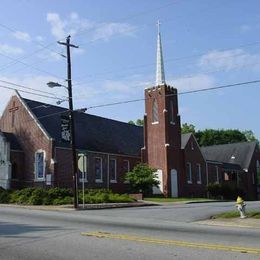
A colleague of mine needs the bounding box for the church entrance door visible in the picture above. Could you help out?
[171,169,178,198]
[0,135,11,189]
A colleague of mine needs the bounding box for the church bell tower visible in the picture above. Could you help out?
[142,21,182,197]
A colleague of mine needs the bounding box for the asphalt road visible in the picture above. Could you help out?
[1,201,260,260]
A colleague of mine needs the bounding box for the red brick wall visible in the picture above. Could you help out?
[181,135,207,197]
[0,95,53,185]
[143,85,182,197]
[55,147,140,193]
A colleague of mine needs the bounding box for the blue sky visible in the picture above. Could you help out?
[0,0,259,139]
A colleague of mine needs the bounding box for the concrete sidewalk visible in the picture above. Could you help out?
[197,218,260,229]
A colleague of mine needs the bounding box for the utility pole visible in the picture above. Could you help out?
[58,35,79,209]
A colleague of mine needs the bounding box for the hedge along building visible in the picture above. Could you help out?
[0,24,260,199]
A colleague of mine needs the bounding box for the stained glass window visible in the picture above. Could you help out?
[95,157,102,182]
[35,151,44,179]
[152,99,159,123]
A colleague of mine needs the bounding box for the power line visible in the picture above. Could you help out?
[86,79,260,110]
[0,84,63,100]
[0,79,66,98]
[19,78,260,123]
[0,22,63,58]
[72,40,260,87]
[0,51,65,80]
[73,0,181,40]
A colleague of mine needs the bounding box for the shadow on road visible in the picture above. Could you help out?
[0,221,63,237]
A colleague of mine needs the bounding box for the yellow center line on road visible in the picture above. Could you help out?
[81,232,260,255]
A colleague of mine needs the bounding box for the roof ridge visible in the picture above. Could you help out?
[201,140,257,148]
[23,98,143,128]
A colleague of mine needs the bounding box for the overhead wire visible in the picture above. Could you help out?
[72,41,260,87]
[0,79,66,98]
[85,79,260,110]
[0,84,63,100]
[17,78,260,123]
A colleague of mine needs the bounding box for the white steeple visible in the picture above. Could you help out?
[156,20,166,86]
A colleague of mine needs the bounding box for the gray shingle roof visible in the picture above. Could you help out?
[181,133,192,149]
[23,98,143,157]
[201,141,257,170]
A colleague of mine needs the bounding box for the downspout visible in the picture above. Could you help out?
[206,161,209,198]
[107,154,110,190]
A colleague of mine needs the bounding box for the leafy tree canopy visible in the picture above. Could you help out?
[128,119,144,126]
[124,163,159,195]
[181,123,258,146]
[181,123,196,134]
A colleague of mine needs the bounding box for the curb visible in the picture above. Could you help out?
[0,202,156,211]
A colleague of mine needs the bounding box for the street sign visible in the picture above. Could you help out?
[61,115,70,142]
[78,153,87,173]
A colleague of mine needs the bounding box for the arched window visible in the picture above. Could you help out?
[152,99,159,123]
[35,150,45,180]
[169,100,174,123]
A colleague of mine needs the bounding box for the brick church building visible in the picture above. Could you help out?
[0,26,260,200]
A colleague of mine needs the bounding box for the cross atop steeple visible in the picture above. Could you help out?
[156,20,166,86]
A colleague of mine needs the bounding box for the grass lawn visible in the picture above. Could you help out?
[212,211,260,219]
[143,197,213,203]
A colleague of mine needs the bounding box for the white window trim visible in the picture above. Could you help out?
[152,99,159,124]
[95,157,103,183]
[196,163,202,184]
[215,166,219,184]
[110,159,117,183]
[123,160,130,184]
[186,162,192,184]
[34,149,46,181]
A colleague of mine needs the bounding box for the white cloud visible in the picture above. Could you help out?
[0,44,24,55]
[0,75,67,116]
[198,49,260,71]
[12,31,31,42]
[47,13,66,39]
[92,22,135,41]
[46,12,92,39]
[46,12,135,42]
[170,74,215,92]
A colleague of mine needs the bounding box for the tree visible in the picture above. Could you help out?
[181,123,196,134]
[128,120,135,125]
[242,130,257,142]
[124,163,159,195]
[195,129,247,146]
[136,119,144,126]
[128,119,144,126]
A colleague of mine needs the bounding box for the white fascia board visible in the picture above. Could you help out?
[16,91,52,140]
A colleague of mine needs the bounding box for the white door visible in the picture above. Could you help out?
[171,169,178,198]
[153,169,163,195]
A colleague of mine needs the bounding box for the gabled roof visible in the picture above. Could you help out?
[201,141,258,170]
[1,132,22,151]
[181,133,192,149]
[23,98,143,157]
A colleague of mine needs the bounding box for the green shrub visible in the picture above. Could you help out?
[1,187,134,205]
[0,189,11,203]
[207,183,245,200]
[52,196,73,205]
